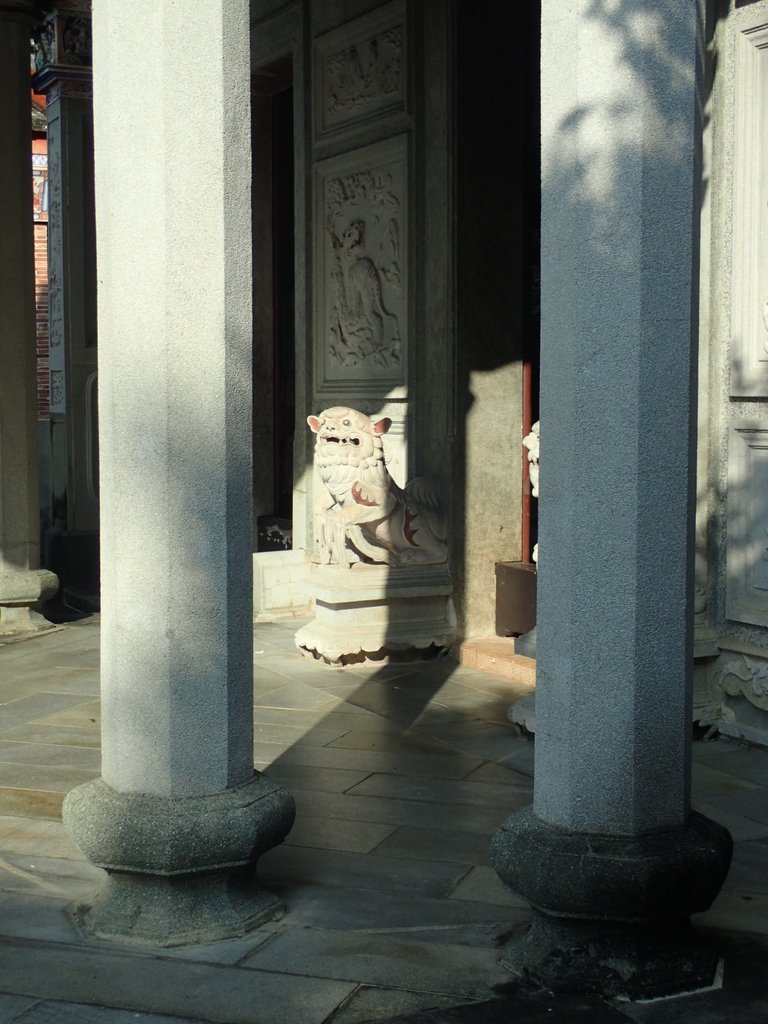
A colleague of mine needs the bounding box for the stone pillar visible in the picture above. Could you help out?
[491,0,732,1000]
[32,3,100,610]
[62,1,295,946]
[0,0,58,635]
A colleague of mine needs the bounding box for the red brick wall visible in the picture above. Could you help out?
[34,222,49,421]
[32,136,49,422]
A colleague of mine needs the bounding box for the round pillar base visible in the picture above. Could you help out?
[0,606,55,637]
[0,569,59,636]
[501,911,721,1000]
[64,773,295,947]
[491,806,732,999]
[72,865,283,947]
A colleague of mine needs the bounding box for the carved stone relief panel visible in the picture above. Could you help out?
[314,1,405,138]
[712,649,768,713]
[315,135,407,395]
[727,422,768,625]
[730,20,768,396]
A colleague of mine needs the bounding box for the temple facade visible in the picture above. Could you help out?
[0,0,764,995]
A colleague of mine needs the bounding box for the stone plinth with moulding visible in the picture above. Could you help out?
[295,562,454,665]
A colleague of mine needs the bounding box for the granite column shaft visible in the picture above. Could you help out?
[0,1,58,633]
[63,0,295,946]
[492,0,732,998]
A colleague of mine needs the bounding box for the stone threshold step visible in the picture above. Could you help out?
[458,638,536,687]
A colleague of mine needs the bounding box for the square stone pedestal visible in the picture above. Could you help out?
[295,563,454,665]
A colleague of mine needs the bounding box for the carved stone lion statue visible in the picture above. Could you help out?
[308,406,447,567]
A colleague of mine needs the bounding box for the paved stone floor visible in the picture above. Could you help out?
[0,617,766,1023]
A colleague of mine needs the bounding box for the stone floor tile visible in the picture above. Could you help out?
[13,1002,212,1024]
[255,655,347,684]
[262,763,373,794]
[429,693,512,725]
[242,927,509,1000]
[263,741,484,781]
[497,746,536,779]
[0,695,98,735]
[282,815,398,853]
[260,844,471,899]
[0,892,85,943]
[327,986,471,1024]
[254,680,344,712]
[346,774,531,810]
[0,790,66,820]
[696,888,768,935]
[0,725,101,749]
[0,741,100,772]
[288,787,521,834]
[371,826,492,865]
[692,801,768,845]
[448,865,530,909]
[417,721,521,762]
[277,881,525,933]
[342,664,438,683]
[0,994,39,1023]
[721,839,768,895]
[328,729,473,757]
[157,923,283,966]
[0,763,98,794]
[0,668,96,696]
[704,788,768,827]
[462,761,532,785]
[253,720,352,749]
[252,706,333,728]
[0,817,84,860]
[692,747,768,784]
[0,940,356,1024]
[0,852,103,899]
[693,762,764,797]
[28,699,100,730]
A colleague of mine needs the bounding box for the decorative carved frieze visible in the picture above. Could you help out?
[729,20,768,396]
[50,370,65,411]
[726,422,768,626]
[314,1,405,137]
[32,3,92,96]
[712,650,768,712]
[315,135,407,394]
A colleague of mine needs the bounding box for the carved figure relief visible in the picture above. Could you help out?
[329,218,400,367]
[325,25,402,119]
[324,158,404,374]
[309,406,446,567]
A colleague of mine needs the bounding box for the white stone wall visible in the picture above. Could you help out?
[699,1,768,742]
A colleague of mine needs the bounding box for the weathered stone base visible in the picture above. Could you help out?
[63,773,295,946]
[501,912,722,1000]
[0,569,59,636]
[253,550,311,622]
[491,806,732,999]
[72,866,282,947]
[295,563,454,665]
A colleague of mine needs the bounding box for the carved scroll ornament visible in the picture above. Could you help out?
[711,652,768,712]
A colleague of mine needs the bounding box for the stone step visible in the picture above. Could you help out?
[458,637,537,688]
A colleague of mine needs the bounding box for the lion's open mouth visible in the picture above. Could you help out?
[323,436,361,445]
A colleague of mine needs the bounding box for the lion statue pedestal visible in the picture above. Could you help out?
[295,406,454,664]
[295,562,454,665]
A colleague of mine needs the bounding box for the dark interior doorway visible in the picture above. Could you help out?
[252,56,295,551]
